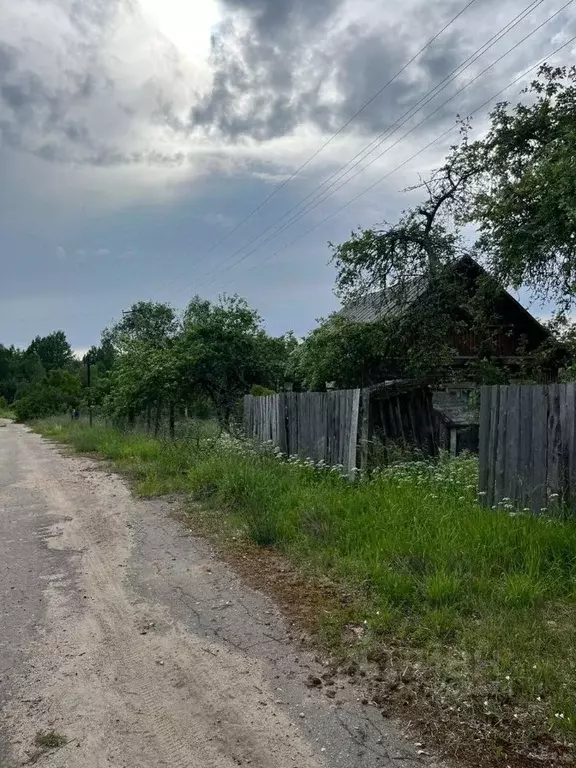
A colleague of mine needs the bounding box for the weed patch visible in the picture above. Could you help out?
[34,731,67,750]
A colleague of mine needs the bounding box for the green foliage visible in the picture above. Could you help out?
[13,369,82,421]
[0,344,46,403]
[177,295,291,422]
[105,341,180,424]
[463,359,510,385]
[0,394,14,418]
[295,314,391,389]
[95,295,294,429]
[465,65,576,307]
[26,331,74,371]
[104,301,179,352]
[250,384,276,396]
[327,66,576,386]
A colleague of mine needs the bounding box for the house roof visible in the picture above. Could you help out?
[338,256,550,339]
[340,276,427,323]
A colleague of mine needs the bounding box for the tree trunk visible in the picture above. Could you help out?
[169,402,175,440]
[147,403,152,432]
[154,398,162,438]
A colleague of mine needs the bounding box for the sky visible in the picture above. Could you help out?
[1,0,575,354]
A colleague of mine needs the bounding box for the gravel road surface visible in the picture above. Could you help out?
[0,420,442,768]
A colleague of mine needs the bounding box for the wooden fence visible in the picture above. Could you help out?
[362,383,437,465]
[243,390,361,473]
[244,383,436,473]
[479,384,576,514]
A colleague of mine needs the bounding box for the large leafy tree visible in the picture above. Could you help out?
[328,65,576,384]
[463,65,576,307]
[105,341,180,431]
[329,130,487,383]
[26,331,74,372]
[102,301,180,428]
[294,315,391,389]
[104,301,179,351]
[178,296,288,423]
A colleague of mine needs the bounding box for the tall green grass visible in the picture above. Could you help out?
[33,416,576,752]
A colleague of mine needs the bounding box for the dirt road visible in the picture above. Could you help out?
[0,421,439,768]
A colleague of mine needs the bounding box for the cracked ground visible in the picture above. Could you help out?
[0,421,446,768]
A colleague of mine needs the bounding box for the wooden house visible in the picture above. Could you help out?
[340,255,564,380]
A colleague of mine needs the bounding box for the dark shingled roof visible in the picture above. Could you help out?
[339,277,427,323]
[338,256,551,343]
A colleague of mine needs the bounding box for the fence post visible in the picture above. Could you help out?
[358,388,372,474]
[347,389,361,477]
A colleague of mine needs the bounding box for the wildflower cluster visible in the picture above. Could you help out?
[370,453,478,499]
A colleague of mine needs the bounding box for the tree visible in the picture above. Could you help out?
[328,62,576,382]
[178,296,289,424]
[26,332,74,372]
[464,65,576,308]
[86,338,116,375]
[328,130,490,383]
[102,302,180,430]
[105,341,180,432]
[104,302,179,351]
[0,345,24,403]
[294,315,392,389]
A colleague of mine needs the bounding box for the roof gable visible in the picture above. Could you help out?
[339,256,550,340]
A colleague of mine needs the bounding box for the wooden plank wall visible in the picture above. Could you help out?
[245,385,436,474]
[479,384,576,514]
[244,390,361,474]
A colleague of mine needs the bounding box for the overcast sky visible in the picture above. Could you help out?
[1,0,574,353]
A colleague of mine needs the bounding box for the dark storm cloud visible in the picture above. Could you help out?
[190,0,572,141]
[221,0,341,30]
[190,0,474,139]
[1,0,573,167]
[0,41,98,160]
[190,0,344,140]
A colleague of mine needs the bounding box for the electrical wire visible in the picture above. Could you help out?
[182,0,546,292]
[188,1,573,295]
[156,0,480,297]
[212,31,576,293]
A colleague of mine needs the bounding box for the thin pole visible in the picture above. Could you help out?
[86,354,93,427]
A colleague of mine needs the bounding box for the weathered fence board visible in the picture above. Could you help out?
[480,384,576,514]
[244,388,362,474]
[244,382,437,474]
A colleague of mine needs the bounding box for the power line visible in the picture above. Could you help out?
[191,1,574,294]
[157,0,480,297]
[184,0,546,292]
[213,31,576,293]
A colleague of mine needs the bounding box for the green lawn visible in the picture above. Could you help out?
[34,416,576,765]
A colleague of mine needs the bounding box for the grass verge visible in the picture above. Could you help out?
[33,416,576,767]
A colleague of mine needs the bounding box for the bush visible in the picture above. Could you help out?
[250,384,276,397]
[13,369,81,421]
